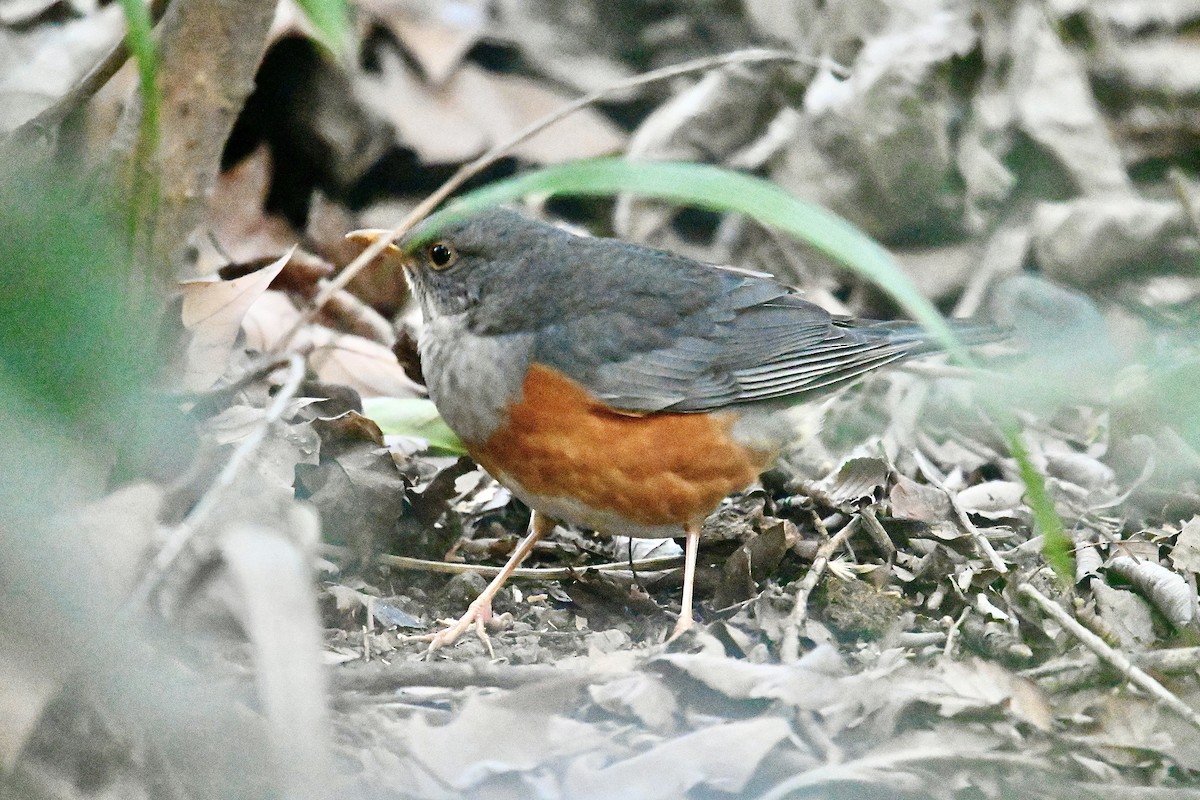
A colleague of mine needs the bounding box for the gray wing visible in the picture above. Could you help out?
[532,269,913,413]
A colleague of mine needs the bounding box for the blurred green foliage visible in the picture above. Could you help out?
[0,165,152,428]
[294,0,351,57]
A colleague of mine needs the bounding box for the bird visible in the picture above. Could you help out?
[353,207,996,653]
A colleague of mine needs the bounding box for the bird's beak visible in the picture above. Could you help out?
[345,229,414,273]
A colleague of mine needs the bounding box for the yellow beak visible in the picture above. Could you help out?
[345,229,413,272]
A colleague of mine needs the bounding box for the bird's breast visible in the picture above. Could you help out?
[418,314,533,445]
[469,363,778,532]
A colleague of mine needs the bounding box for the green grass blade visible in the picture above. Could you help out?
[118,0,160,254]
[1008,429,1074,583]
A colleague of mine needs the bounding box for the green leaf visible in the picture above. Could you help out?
[362,397,467,456]
[294,0,351,57]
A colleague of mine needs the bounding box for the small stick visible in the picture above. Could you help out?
[912,448,1008,574]
[335,660,567,692]
[943,606,970,659]
[780,516,860,663]
[319,543,685,580]
[125,355,307,610]
[1018,583,1200,732]
[273,48,831,353]
[1168,167,1200,241]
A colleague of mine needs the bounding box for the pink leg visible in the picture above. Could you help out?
[425,511,556,655]
[667,523,700,641]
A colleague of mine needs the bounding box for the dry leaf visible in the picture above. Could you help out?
[955,481,1026,517]
[563,717,793,800]
[180,250,292,390]
[1170,516,1200,573]
[1106,555,1194,627]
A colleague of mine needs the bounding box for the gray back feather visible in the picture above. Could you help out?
[406,209,966,414]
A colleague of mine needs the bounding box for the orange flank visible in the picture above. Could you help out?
[471,364,772,527]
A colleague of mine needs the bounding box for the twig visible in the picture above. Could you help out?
[273,48,830,353]
[858,507,896,563]
[320,543,685,580]
[1018,583,1200,732]
[911,448,1009,574]
[334,660,569,692]
[125,355,307,610]
[943,606,970,659]
[780,517,860,663]
[1168,167,1200,242]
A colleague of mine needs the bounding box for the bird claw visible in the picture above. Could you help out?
[423,600,495,657]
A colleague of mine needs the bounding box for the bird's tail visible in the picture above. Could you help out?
[852,318,1011,356]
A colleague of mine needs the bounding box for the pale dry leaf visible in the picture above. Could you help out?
[820,456,891,509]
[889,473,952,522]
[241,289,302,352]
[362,0,487,85]
[758,728,1014,800]
[1032,197,1187,286]
[308,331,422,399]
[563,717,795,800]
[491,0,634,93]
[794,1,977,236]
[181,250,292,390]
[741,0,817,46]
[326,583,373,613]
[356,43,487,162]
[218,523,333,800]
[207,405,269,446]
[400,679,608,789]
[0,0,60,25]
[616,67,780,242]
[1106,555,1194,627]
[1079,694,1200,770]
[358,52,623,164]
[1169,516,1200,574]
[1076,542,1104,583]
[931,659,1053,731]
[0,3,125,133]
[1091,581,1157,651]
[588,673,678,733]
[1009,5,1130,196]
[1106,38,1200,97]
[654,651,854,712]
[485,69,625,163]
[200,146,300,274]
[954,480,1025,517]
[894,242,980,304]
[1082,0,1200,30]
[1045,451,1116,492]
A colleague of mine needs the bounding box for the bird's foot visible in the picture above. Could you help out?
[666,612,695,643]
[424,598,495,657]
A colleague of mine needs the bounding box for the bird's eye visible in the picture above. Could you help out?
[427,242,457,270]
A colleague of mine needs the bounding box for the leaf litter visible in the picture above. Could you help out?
[8,0,1200,797]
